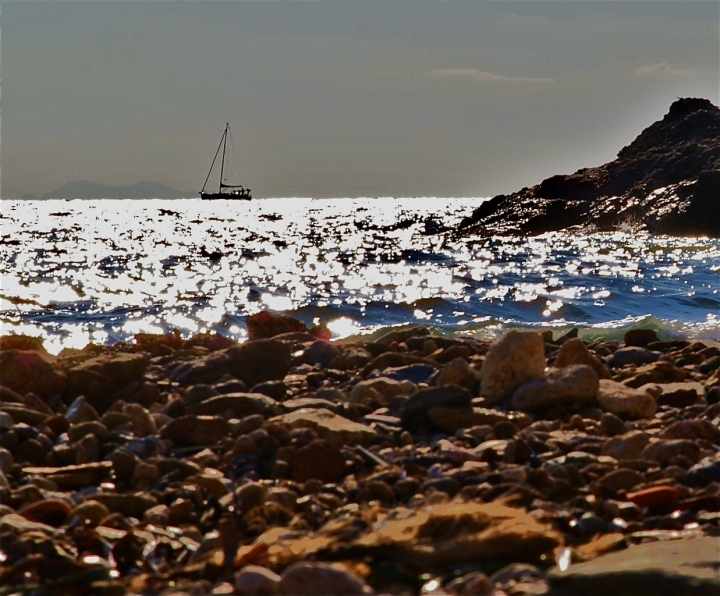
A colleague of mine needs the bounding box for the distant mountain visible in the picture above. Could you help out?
[41,180,193,199]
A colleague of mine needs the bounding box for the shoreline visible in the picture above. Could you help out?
[1,316,719,594]
[5,314,720,358]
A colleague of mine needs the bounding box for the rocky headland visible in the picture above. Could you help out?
[1,315,720,595]
[455,97,720,238]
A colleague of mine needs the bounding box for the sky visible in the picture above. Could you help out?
[3,0,719,199]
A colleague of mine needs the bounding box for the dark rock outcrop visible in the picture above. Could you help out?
[456,98,720,237]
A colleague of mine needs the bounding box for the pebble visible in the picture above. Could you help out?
[598,412,627,437]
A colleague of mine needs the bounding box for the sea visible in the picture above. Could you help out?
[2,198,719,354]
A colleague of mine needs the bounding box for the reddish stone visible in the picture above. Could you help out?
[65,352,149,412]
[291,439,345,483]
[246,311,307,340]
[0,334,48,353]
[623,329,658,347]
[18,498,72,527]
[626,486,678,509]
[656,388,699,408]
[0,350,67,399]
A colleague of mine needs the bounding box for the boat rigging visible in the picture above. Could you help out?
[200,123,252,201]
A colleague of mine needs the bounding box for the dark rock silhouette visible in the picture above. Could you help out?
[455,98,720,237]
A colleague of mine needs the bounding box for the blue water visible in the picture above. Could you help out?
[1,198,719,353]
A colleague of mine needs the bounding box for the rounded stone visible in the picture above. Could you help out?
[279,562,372,596]
[596,468,645,492]
[18,498,72,527]
[68,499,111,526]
[0,447,14,474]
[235,565,282,595]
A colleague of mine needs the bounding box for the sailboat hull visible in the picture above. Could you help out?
[200,190,252,201]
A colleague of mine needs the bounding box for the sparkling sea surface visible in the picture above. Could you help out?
[2,198,719,353]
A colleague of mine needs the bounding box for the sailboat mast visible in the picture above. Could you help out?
[219,123,229,193]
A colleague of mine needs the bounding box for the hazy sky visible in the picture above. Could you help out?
[3,0,719,199]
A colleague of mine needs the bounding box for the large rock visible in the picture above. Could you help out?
[91,492,158,519]
[622,361,686,388]
[608,347,659,369]
[655,383,702,408]
[454,98,720,238]
[65,352,149,412]
[555,339,610,379]
[548,536,720,595]
[351,501,560,568]
[234,565,282,595]
[596,379,657,419]
[170,339,291,389]
[275,409,376,446]
[227,340,292,389]
[160,414,231,446]
[246,311,307,340]
[400,385,473,430]
[659,419,720,444]
[480,331,546,405]
[350,378,415,407]
[641,439,701,465]
[601,430,651,461]
[436,357,481,391]
[186,392,276,418]
[170,351,232,386]
[426,406,477,434]
[0,350,67,399]
[511,365,599,412]
[290,439,345,484]
[20,462,113,489]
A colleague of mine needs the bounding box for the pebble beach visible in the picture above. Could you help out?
[1,314,719,595]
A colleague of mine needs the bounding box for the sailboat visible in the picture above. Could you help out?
[200,123,252,200]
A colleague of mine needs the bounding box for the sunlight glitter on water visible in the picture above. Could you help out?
[1,198,719,352]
